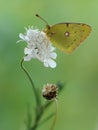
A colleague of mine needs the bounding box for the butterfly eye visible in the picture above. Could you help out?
[65,31,70,37]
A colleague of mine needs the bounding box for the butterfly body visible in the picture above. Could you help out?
[44,23,91,54]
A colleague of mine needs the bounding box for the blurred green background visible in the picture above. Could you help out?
[0,0,98,130]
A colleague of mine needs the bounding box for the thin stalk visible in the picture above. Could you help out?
[30,106,44,130]
[20,58,39,106]
[50,98,58,130]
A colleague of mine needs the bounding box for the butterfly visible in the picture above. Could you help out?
[36,14,91,54]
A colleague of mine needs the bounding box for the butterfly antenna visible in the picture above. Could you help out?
[35,14,50,28]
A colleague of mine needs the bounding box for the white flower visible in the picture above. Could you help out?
[18,26,57,68]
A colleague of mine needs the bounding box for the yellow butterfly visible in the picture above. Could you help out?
[36,14,91,54]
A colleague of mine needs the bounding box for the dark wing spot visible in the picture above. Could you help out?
[73,39,77,42]
[74,31,77,34]
[71,39,77,45]
[81,24,85,26]
[82,29,85,32]
[66,23,69,27]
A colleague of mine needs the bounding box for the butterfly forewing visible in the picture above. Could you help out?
[45,23,91,54]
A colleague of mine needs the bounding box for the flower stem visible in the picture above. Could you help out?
[31,111,42,130]
[20,58,39,106]
[50,98,58,130]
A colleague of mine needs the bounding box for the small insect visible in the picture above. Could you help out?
[36,14,91,54]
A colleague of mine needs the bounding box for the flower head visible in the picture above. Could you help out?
[18,27,57,68]
[42,83,58,100]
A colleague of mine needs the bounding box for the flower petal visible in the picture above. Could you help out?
[24,55,32,61]
[44,60,49,67]
[48,59,56,68]
[19,33,25,41]
[24,48,32,55]
[50,52,57,59]
[44,59,56,68]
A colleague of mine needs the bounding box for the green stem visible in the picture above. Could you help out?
[30,106,44,130]
[50,98,58,130]
[20,58,39,106]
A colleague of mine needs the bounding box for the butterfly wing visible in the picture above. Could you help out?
[45,23,91,54]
